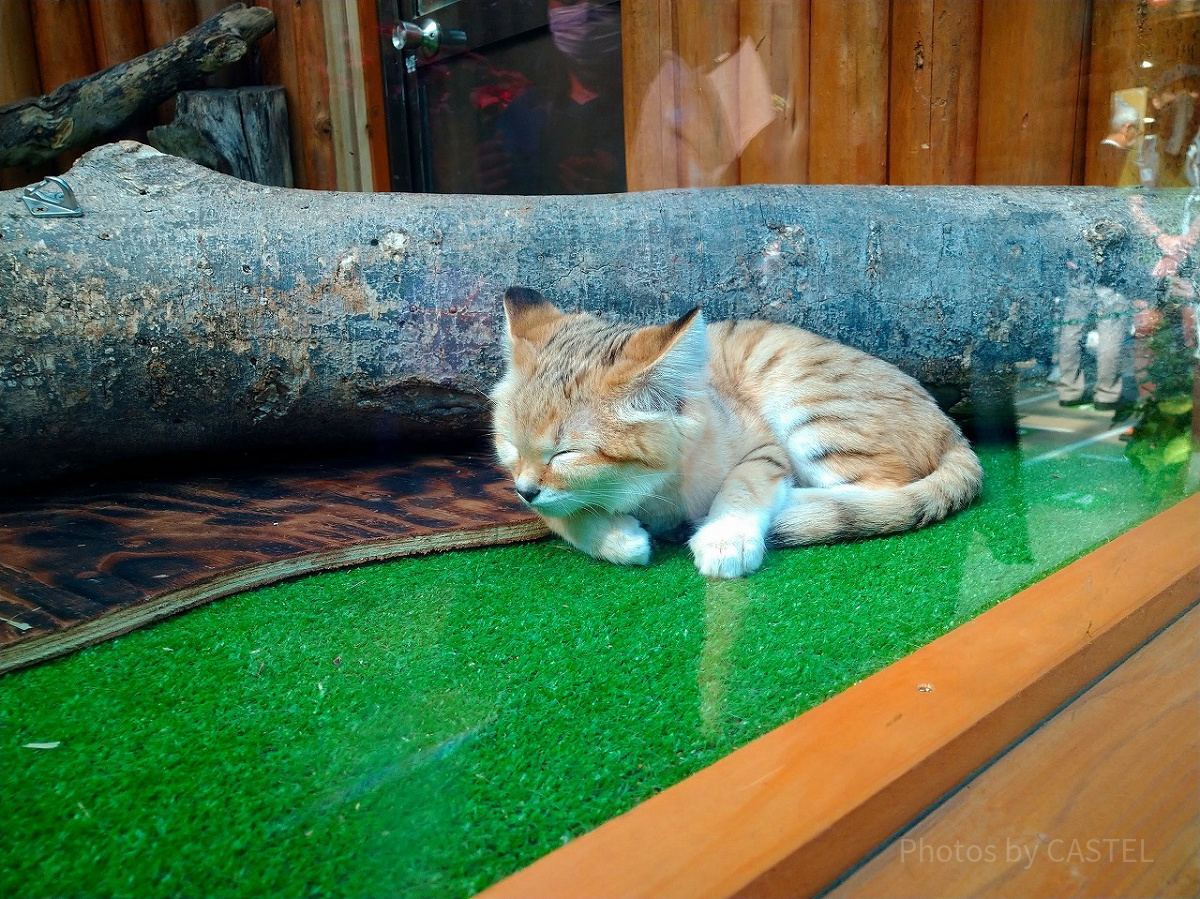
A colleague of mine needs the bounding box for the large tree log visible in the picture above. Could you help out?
[0,4,275,169]
[0,141,1176,489]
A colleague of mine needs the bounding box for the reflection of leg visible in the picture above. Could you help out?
[698,579,750,741]
[1056,287,1089,403]
[1092,288,1129,406]
[1133,301,1163,398]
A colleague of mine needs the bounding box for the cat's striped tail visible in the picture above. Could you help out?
[770,439,983,546]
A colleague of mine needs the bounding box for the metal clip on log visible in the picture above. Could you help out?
[22,176,83,217]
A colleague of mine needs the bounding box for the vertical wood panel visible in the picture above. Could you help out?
[975,0,1090,185]
[739,0,810,185]
[1069,1,1093,186]
[30,0,97,91]
[141,0,198,124]
[355,0,390,191]
[140,0,197,49]
[623,0,681,189]
[808,0,891,185]
[322,0,361,190]
[88,0,147,69]
[261,0,307,187]
[889,0,982,185]
[294,0,337,190]
[31,0,97,170]
[676,0,739,186]
[0,0,46,188]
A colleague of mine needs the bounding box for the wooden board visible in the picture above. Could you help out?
[355,0,390,192]
[0,0,44,188]
[0,453,547,675]
[738,0,810,185]
[975,0,1090,185]
[808,0,891,185]
[475,493,1200,899]
[88,0,147,70]
[888,0,982,185]
[828,602,1200,898]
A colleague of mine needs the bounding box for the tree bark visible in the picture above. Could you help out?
[147,87,293,187]
[0,4,276,169]
[0,142,1170,489]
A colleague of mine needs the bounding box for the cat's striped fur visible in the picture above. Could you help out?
[491,287,982,578]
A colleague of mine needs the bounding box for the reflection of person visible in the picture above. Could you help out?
[1056,281,1131,410]
[1056,99,1145,411]
[1093,99,1142,187]
[477,0,626,195]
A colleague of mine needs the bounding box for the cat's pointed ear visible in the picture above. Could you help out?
[502,287,563,345]
[621,308,707,412]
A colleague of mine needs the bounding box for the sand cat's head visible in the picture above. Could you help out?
[490,287,706,517]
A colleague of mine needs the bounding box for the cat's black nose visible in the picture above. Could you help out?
[515,485,541,503]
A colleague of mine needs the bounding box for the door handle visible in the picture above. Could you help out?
[392,18,466,57]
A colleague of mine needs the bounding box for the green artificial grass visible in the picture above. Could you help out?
[2,443,1194,899]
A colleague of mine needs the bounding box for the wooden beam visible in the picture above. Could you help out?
[976,0,1090,185]
[888,0,982,185]
[88,0,147,70]
[828,602,1200,897]
[808,0,891,185]
[354,0,390,192]
[0,0,44,188]
[622,0,680,190]
[293,0,338,190]
[476,494,1200,899]
[738,0,810,185]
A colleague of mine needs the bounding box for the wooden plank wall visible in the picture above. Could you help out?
[4,1,1196,193]
[0,0,388,192]
[623,0,1200,190]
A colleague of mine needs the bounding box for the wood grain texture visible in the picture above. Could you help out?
[477,494,1200,899]
[292,0,337,189]
[0,453,546,674]
[622,0,679,189]
[355,0,389,191]
[141,0,198,48]
[808,0,891,185]
[829,603,1200,898]
[738,0,810,185]
[676,0,739,186]
[975,0,1090,185]
[88,0,147,69]
[0,0,45,188]
[888,0,982,185]
[30,0,97,92]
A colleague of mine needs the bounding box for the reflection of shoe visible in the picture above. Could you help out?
[1093,400,1120,411]
[1058,397,1090,407]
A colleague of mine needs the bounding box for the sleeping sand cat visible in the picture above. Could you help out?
[491,287,982,579]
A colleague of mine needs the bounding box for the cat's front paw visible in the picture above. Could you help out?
[689,515,767,578]
[596,515,652,566]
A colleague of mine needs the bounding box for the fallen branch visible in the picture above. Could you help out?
[0,4,275,168]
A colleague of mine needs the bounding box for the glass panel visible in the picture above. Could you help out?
[3,1,1199,899]
[405,0,626,194]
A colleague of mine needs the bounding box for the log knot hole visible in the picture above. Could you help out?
[1083,219,1128,267]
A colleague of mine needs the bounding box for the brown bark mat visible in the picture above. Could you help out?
[0,453,547,674]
